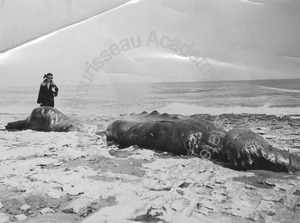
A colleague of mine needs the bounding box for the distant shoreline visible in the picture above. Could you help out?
[2,78,300,89]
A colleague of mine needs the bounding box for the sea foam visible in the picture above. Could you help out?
[157,102,300,116]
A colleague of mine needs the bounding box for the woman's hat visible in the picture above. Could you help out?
[43,73,53,79]
[46,73,53,78]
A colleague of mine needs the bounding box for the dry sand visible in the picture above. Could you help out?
[0,113,299,223]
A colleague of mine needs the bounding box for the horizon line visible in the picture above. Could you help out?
[1,77,300,88]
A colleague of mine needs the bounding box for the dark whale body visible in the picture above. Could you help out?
[106,111,300,173]
[6,107,74,132]
[106,111,227,156]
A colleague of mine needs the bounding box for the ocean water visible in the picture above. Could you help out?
[1,79,300,116]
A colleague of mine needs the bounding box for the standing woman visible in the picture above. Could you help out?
[37,73,59,107]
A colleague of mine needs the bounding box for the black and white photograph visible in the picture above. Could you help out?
[0,0,300,222]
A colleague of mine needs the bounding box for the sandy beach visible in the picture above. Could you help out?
[0,112,299,223]
[1,0,300,222]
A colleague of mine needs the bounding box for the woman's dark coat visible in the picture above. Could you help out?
[37,80,59,107]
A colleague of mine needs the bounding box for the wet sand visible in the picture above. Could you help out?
[0,113,299,222]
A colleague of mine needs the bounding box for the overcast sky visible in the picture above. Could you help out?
[0,0,130,52]
[0,0,300,88]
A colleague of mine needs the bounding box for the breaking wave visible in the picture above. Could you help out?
[260,86,300,93]
[157,103,300,116]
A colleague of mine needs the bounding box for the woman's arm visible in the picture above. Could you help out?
[52,84,59,97]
